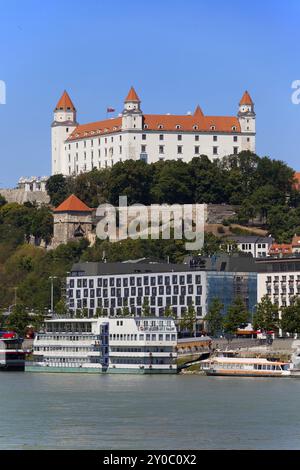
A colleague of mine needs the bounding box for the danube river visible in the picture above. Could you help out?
[1,373,300,449]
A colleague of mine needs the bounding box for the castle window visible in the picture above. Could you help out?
[177,135,182,141]
[213,146,218,155]
[120,135,122,141]
[193,125,198,130]
[195,135,199,141]
[247,137,250,142]
[233,147,239,154]
[144,124,148,129]
[213,135,217,142]
[141,145,146,153]
[210,125,216,131]
[176,125,181,129]
[66,128,69,133]
[98,139,100,145]
[158,124,164,129]
[177,146,182,154]
[159,145,164,154]
[232,126,237,131]
[159,134,164,141]
[84,141,86,148]
[142,134,146,140]
[91,140,94,146]
[233,136,238,142]
[194,146,199,155]
[119,146,122,154]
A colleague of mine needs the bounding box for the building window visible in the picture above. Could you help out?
[159,145,164,154]
[213,146,218,155]
[177,146,182,154]
[159,134,164,140]
[195,135,199,141]
[141,145,146,153]
[213,135,217,141]
[194,146,199,154]
[233,136,238,142]
[233,147,239,154]
[177,134,182,141]
[142,134,146,140]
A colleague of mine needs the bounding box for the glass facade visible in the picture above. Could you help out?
[206,271,257,315]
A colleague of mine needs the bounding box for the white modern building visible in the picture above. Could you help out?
[257,258,300,309]
[66,256,258,321]
[51,87,256,176]
[226,236,274,258]
[27,317,177,374]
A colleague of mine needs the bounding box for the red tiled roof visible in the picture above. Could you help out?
[55,90,76,112]
[67,113,241,141]
[125,86,140,102]
[239,91,253,106]
[194,105,204,117]
[269,243,292,254]
[143,114,241,132]
[67,117,122,141]
[53,194,92,212]
[294,172,300,190]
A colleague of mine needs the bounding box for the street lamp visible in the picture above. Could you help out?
[49,276,57,314]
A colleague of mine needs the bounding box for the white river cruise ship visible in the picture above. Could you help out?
[26,317,177,374]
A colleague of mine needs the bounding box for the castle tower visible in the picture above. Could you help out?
[51,91,78,175]
[238,91,256,152]
[121,87,143,161]
[52,194,93,248]
[122,86,143,131]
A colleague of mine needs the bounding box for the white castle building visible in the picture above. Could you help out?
[51,87,256,176]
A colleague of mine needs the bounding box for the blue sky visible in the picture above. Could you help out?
[0,0,299,187]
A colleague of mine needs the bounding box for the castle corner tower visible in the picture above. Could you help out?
[238,91,256,152]
[51,91,78,175]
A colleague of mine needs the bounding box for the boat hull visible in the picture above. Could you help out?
[205,370,289,378]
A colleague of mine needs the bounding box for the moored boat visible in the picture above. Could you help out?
[200,351,290,377]
[0,331,25,371]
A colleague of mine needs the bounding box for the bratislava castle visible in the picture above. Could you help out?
[51,87,256,176]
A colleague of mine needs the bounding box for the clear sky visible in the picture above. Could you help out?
[0,0,299,187]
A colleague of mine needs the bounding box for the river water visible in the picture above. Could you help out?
[0,373,300,449]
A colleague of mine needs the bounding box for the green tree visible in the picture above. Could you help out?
[55,299,68,316]
[46,174,70,206]
[4,304,30,336]
[179,304,197,335]
[164,305,175,318]
[204,298,224,337]
[142,297,151,317]
[280,298,300,334]
[223,297,249,337]
[252,296,279,332]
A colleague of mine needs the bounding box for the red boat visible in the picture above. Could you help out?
[0,331,25,371]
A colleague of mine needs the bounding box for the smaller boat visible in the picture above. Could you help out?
[200,350,290,377]
[0,331,25,371]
